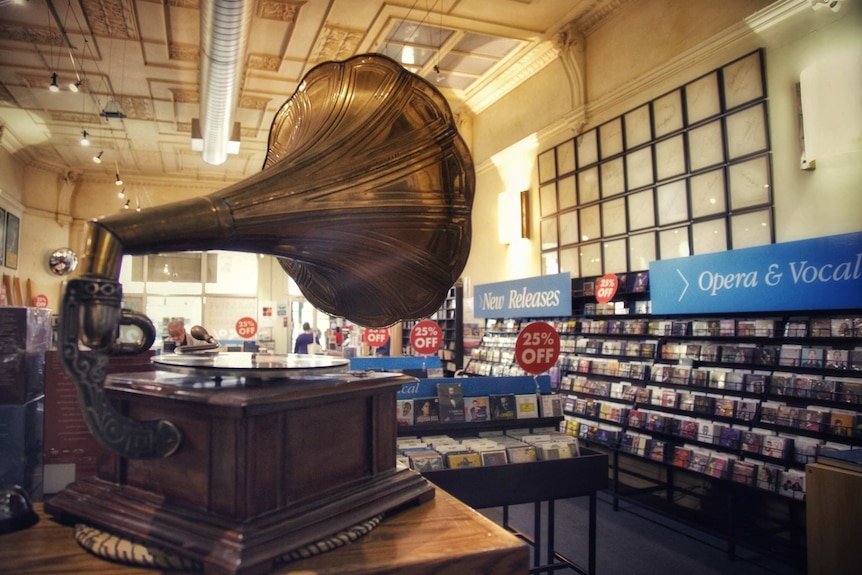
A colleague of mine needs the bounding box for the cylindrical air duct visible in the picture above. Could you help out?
[199,0,254,165]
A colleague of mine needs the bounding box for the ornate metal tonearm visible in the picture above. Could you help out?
[60,277,181,459]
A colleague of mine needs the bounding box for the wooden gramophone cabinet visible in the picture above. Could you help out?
[45,369,434,575]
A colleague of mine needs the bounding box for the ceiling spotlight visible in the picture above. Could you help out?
[115,172,123,186]
[92,150,103,163]
[49,72,60,92]
[117,187,125,199]
[434,64,444,84]
[69,80,83,93]
[123,199,130,210]
[80,130,90,146]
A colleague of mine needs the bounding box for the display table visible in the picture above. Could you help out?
[422,450,608,575]
[0,489,528,574]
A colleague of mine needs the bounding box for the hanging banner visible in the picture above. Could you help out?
[650,231,862,314]
[473,272,571,319]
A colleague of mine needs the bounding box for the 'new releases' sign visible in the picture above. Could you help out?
[474,273,571,319]
[650,232,862,314]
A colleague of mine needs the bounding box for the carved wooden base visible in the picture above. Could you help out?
[47,468,432,575]
[45,370,434,575]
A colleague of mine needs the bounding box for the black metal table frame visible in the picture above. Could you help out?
[422,450,607,575]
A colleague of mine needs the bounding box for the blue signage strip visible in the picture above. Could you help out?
[397,375,552,399]
[349,355,440,372]
[650,232,862,314]
[474,273,571,319]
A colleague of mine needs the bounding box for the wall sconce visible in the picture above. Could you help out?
[798,49,862,170]
[498,190,530,244]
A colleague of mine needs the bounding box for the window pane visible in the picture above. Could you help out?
[205,251,259,295]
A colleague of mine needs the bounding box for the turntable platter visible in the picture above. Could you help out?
[153,352,350,379]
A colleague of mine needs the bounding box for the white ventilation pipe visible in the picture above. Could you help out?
[199,0,254,165]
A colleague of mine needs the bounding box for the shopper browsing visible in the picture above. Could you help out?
[294,322,319,354]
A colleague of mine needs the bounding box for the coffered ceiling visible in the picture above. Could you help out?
[0,0,624,186]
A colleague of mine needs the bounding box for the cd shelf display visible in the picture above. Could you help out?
[467,298,862,565]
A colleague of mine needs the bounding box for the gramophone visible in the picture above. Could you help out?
[45,54,474,575]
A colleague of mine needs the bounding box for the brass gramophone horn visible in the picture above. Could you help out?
[60,54,474,458]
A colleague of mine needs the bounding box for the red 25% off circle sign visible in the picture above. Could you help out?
[410,320,443,355]
[32,294,49,308]
[364,328,390,347]
[595,273,619,304]
[514,322,561,375]
[235,317,258,339]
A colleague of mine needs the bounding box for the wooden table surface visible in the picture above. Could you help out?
[0,486,528,575]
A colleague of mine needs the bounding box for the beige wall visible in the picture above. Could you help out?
[463,0,862,292]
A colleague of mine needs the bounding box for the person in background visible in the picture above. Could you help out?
[294,322,318,354]
[166,318,207,351]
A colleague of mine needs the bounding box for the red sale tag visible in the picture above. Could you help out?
[410,320,443,355]
[32,294,49,308]
[364,328,390,347]
[595,273,619,304]
[235,317,258,339]
[514,322,561,375]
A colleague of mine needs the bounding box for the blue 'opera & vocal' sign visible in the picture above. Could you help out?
[649,231,862,314]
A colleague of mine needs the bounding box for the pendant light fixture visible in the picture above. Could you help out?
[117,187,125,199]
[93,150,103,163]
[49,72,60,92]
[80,130,90,146]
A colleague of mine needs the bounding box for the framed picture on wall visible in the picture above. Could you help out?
[685,71,721,125]
[722,50,764,110]
[559,210,579,246]
[541,217,558,251]
[625,104,652,150]
[659,226,691,260]
[688,120,724,171]
[653,89,684,138]
[725,103,768,159]
[577,129,598,168]
[557,139,576,176]
[0,206,5,267]
[538,149,556,183]
[578,166,600,204]
[540,182,557,217]
[655,135,686,181]
[558,175,577,211]
[600,118,623,159]
[4,211,19,270]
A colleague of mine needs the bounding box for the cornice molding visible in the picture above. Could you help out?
[465,40,560,115]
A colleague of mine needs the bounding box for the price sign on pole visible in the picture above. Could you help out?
[364,328,390,347]
[514,322,561,375]
[595,273,619,304]
[236,317,258,339]
[33,294,49,308]
[410,320,442,355]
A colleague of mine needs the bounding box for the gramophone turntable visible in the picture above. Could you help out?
[44,53,474,575]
